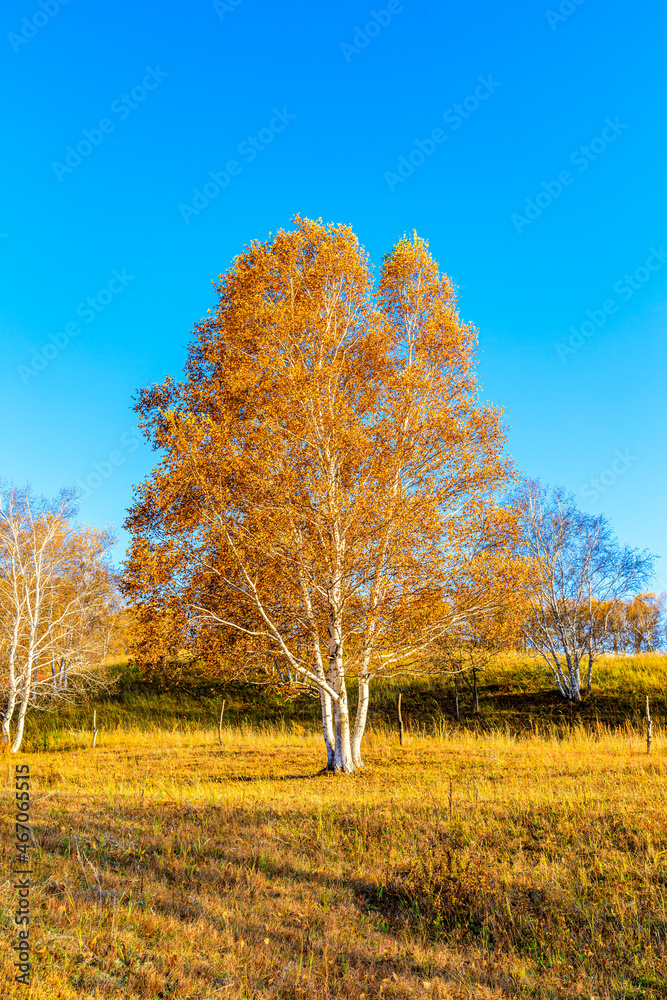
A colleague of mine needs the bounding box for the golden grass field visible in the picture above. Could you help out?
[1,655,666,999]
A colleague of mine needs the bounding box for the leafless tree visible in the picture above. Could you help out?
[515,481,654,701]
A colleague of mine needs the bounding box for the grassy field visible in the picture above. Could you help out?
[1,655,666,999]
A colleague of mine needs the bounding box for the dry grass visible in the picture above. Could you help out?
[1,719,666,999]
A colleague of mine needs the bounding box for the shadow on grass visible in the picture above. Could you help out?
[222,770,331,783]
[31,795,667,998]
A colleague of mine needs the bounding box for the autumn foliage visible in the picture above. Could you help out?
[0,485,121,752]
[123,217,521,770]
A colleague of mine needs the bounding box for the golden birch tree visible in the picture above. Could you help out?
[124,217,517,771]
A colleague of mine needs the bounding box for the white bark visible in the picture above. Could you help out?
[295,543,336,769]
[10,561,40,754]
[332,684,353,772]
[11,676,31,754]
[318,684,335,770]
[1,615,20,744]
[352,672,370,768]
[329,622,354,771]
[1,685,16,744]
[566,652,581,701]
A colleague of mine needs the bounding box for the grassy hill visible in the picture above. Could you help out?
[18,652,667,753]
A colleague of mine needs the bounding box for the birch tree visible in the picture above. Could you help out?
[515,480,654,700]
[622,593,666,653]
[0,484,120,752]
[124,217,517,771]
[598,593,666,654]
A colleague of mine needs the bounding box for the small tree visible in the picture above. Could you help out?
[124,218,516,771]
[515,480,654,700]
[623,593,666,653]
[0,484,121,752]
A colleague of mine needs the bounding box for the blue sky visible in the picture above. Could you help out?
[1,0,665,587]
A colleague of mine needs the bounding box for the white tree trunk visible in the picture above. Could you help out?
[328,615,354,771]
[319,686,335,770]
[566,652,581,701]
[541,648,570,699]
[295,547,337,770]
[326,525,354,772]
[333,688,354,772]
[11,620,37,754]
[1,687,16,745]
[352,673,370,768]
[1,615,21,744]
[11,673,32,754]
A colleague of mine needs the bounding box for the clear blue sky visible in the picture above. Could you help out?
[1,0,665,588]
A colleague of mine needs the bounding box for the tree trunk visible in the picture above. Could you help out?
[333,692,354,772]
[558,651,581,701]
[567,654,581,701]
[327,561,354,772]
[351,673,370,768]
[319,687,335,770]
[2,622,20,744]
[586,652,593,694]
[11,675,32,754]
[11,626,37,754]
[329,635,353,772]
[547,653,569,699]
[332,645,354,774]
[312,650,336,770]
[472,666,479,714]
[1,687,16,745]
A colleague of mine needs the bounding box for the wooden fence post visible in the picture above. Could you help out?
[92,711,99,749]
[397,693,404,746]
[218,699,226,746]
[645,696,652,755]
